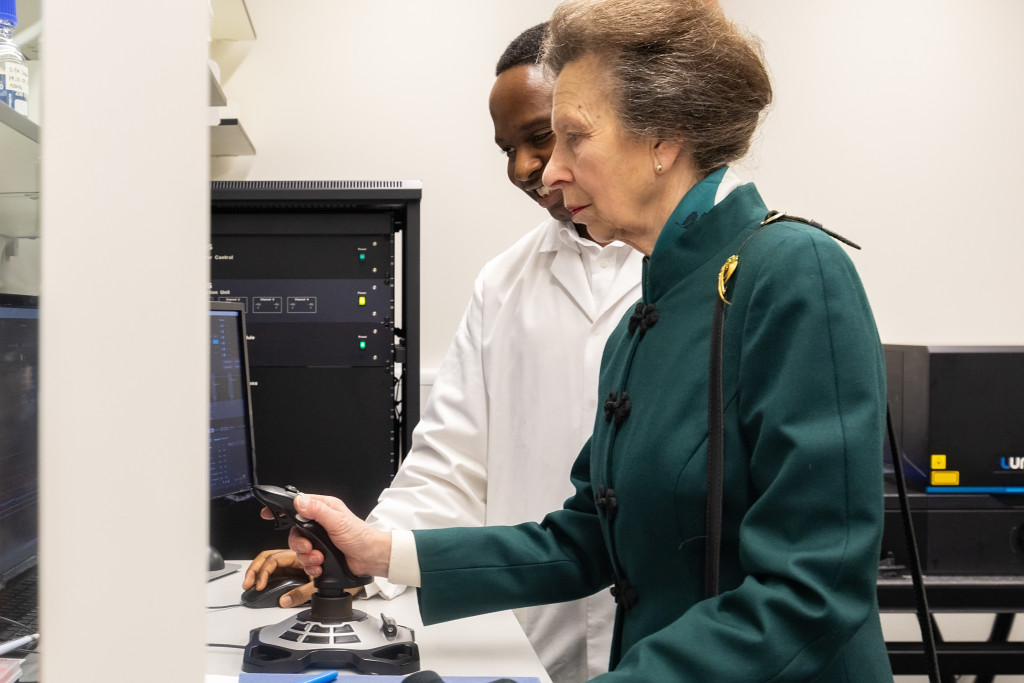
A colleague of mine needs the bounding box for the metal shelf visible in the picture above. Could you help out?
[0,100,39,145]
[209,66,228,107]
[879,574,1024,676]
[210,118,255,157]
[0,105,40,238]
[209,0,256,155]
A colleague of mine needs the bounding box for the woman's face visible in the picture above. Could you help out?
[542,54,665,254]
[490,64,572,222]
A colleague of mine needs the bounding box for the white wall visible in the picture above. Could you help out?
[722,0,1024,349]
[211,0,562,371]
[213,0,1024,371]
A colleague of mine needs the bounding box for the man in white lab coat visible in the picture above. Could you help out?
[244,23,643,683]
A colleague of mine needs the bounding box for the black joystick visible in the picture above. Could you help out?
[252,484,371,622]
[241,484,420,675]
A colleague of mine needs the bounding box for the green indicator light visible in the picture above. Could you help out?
[359,340,367,350]
[359,253,366,261]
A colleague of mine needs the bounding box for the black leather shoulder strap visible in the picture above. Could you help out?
[705,292,726,599]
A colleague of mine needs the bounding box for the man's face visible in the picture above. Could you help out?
[489,64,571,222]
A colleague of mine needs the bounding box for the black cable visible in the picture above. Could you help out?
[973,613,1016,683]
[0,615,32,632]
[928,615,960,683]
[206,603,244,610]
[887,406,942,683]
[0,615,38,656]
[206,642,247,649]
[987,612,1016,642]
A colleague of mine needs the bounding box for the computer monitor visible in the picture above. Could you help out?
[881,344,1024,576]
[884,344,1024,495]
[0,294,39,590]
[209,302,256,501]
[208,302,260,578]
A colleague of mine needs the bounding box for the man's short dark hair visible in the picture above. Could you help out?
[495,22,548,76]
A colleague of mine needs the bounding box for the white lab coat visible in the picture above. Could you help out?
[365,217,644,683]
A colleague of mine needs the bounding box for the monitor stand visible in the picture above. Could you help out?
[206,545,241,583]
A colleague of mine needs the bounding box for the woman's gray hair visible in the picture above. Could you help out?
[543,0,772,176]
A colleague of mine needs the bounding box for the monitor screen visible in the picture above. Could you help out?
[0,295,39,586]
[209,303,255,499]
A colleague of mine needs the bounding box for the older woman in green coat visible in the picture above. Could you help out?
[283,0,893,679]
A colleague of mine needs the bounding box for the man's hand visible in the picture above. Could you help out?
[241,549,315,608]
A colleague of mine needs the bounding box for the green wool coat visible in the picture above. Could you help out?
[413,183,894,682]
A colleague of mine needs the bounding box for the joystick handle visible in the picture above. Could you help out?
[253,484,372,597]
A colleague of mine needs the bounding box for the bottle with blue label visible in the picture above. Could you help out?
[0,0,29,116]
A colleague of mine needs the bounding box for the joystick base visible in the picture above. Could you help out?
[241,607,419,675]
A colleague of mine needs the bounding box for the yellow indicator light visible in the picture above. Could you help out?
[358,296,366,306]
[930,470,959,486]
[931,454,947,470]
